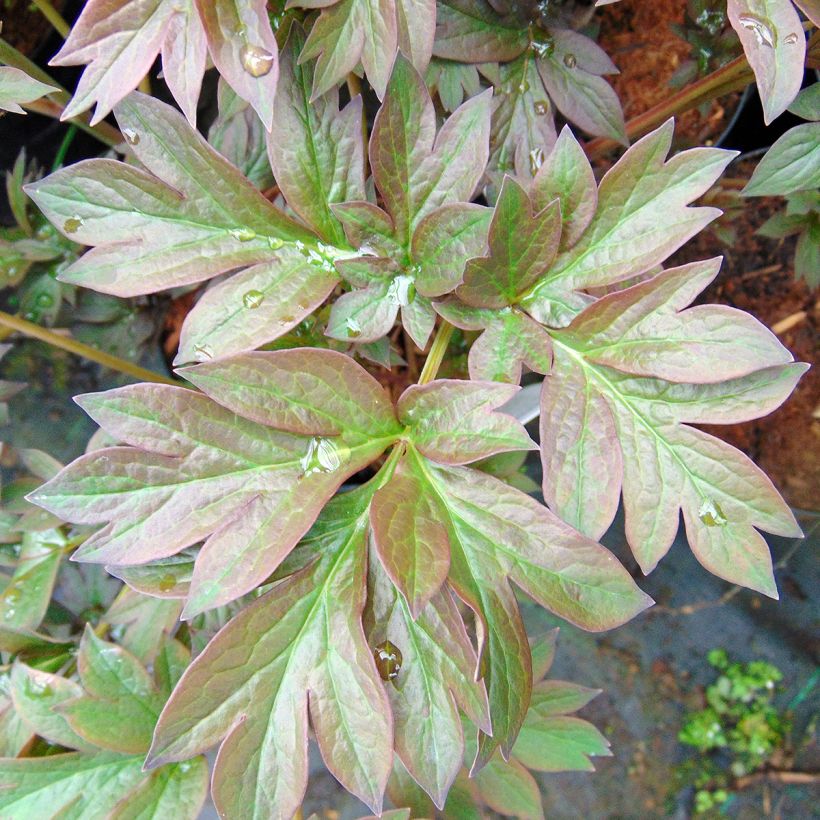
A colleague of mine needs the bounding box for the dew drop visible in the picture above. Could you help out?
[387,274,415,307]
[243,289,265,309]
[63,216,83,234]
[299,437,348,477]
[783,32,800,45]
[267,236,284,250]
[24,676,53,699]
[529,147,545,176]
[193,344,213,362]
[563,53,577,69]
[737,14,776,48]
[345,317,362,338]
[698,498,728,527]
[531,34,555,59]
[230,227,256,242]
[240,44,275,78]
[534,100,549,116]
[517,79,530,93]
[374,640,403,682]
[158,574,176,593]
[123,128,140,146]
[36,292,55,308]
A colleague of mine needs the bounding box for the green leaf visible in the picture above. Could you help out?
[513,714,611,772]
[0,67,58,114]
[300,0,397,99]
[458,176,561,308]
[269,24,366,246]
[398,380,536,464]
[181,349,400,438]
[540,266,807,588]
[30,379,396,616]
[433,0,528,62]
[727,0,805,124]
[522,121,735,314]
[795,219,820,288]
[527,679,601,716]
[58,627,163,754]
[371,448,452,617]
[366,551,490,807]
[426,59,481,113]
[788,82,820,121]
[147,486,392,818]
[109,551,195,600]
[109,759,209,820]
[742,123,820,196]
[105,587,183,663]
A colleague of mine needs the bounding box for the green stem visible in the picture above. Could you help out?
[30,0,71,38]
[0,310,180,386]
[417,321,454,385]
[51,124,77,171]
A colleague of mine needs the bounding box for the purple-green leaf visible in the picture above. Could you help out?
[0,67,58,114]
[513,714,611,772]
[433,0,528,62]
[742,123,820,196]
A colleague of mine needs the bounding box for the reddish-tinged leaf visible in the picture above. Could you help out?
[727,0,805,124]
[530,630,559,682]
[458,177,561,308]
[300,0,398,99]
[474,755,544,820]
[371,449,451,616]
[29,383,395,616]
[181,349,400,438]
[433,0,528,62]
[367,554,490,806]
[193,0,279,130]
[527,680,601,716]
[161,0,207,125]
[398,380,536,464]
[332,201,402,256]
[269,25,366,246]
[147,487,392,818]
[0,67,58,114]
[513,714,611,772]
[397,0,437,72]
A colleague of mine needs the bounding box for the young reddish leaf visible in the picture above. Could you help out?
[567,260,793,383]
[25,94,314,298]
[742,123,820,196]
[300,0,398,100]
[10,664,97,752]
[147,486,392,818]
[57,627,163,754]
[181,349,400,438]
[513,715,611,772]
[433,0,529,62]
[542,280,807,589]
[727,0,805,124]
[29,383,395,616]
[105,587,183,663]
[397,0,436,72]
[193,0,278,130]
[161,0,208,125]
[367,554,490,806]
[530,126,597,249]
[268,24,366,246]
[109,551,195,600]
[398,380,536,464]
[426,59,481,113]
[370,54,491,246]
[326,279,400,343]
[371,449,451,616]
[522,122,735,316]
[535,29,626,144]
[473,755,544,820]
[458,177,561,308]
[332,201,402,256]
[0,67,58,114]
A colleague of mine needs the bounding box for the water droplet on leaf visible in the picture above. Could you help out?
[243,289,265,309]
[193,344,213,362]
[299,437,348,477]
[63,216,83,234]
[158,574,176,592]
[531,34,555,59]
[123,128,140,145]
[698,498,728,527]
[230,227,256,242]
[783,32,800,45]
[36,292,54,308]
[533,100,549,116]
[267,236,284,250]
[563,53,577,69]
[374,640,402,682]
[737,14,776,48]
[387,274,415,307]
[345,317,362,338]
[529,148,545,176]
[517,79,530,93]
[24,676,53,699]
[240,44,275,78]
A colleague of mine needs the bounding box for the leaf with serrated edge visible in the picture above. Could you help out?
[25,94,315,300]
[398,380,536,464]
[522,121,735,316]
[146,486,392,818]
[371,448,451,616]
[366,550,490,807]
[269,24,365,246]
[419,462,651,766]
[743,123,820,196]
[727,0,805,124]
[28,383,396,616]
[0,67,58,114]
[541,280,806,586]
[458,177,561,308]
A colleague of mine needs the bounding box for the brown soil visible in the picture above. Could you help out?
[669,173,819,511]
[0,0,65,57]
[597,0,741,146]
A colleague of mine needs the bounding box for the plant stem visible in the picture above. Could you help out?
[51,123,77,171]
[30,0,71,38]
[0,310,180,386]
[417,321,454,385]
